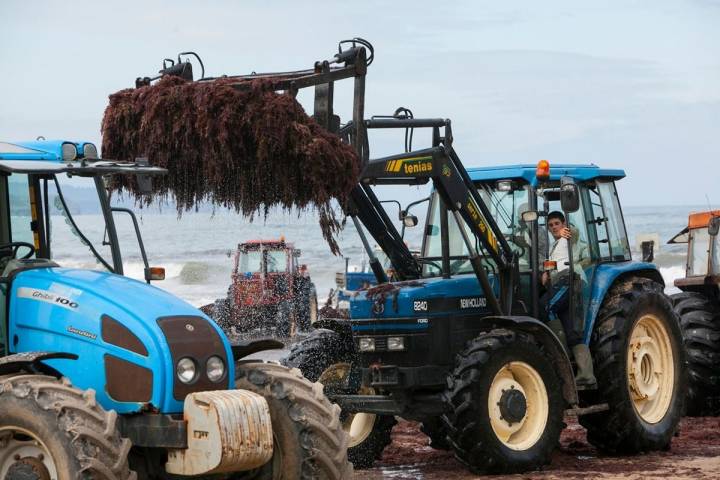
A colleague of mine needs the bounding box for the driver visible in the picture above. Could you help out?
[539,211,597,388]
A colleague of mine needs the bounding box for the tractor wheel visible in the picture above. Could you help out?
[670,291,720,416]
[579,277,686,453]
[0,374,135,480]
[420,417,450,450]
[233,362,353,480]
[442,329,564,474]
[285,329,397,469]
[209,297,234,331]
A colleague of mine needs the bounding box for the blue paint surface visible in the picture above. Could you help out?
[9,267,234,414]
[582,261,661,342]
[467,164,625,186]
[0,139,95,161]
[350,273,497,324]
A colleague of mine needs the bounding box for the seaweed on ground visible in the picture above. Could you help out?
[101,75,361,254]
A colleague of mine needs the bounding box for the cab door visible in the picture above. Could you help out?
[1,173,41,355]
[581,180,633,340]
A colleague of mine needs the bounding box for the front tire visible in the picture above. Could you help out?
[0,375,135,480]
[285,329,396,469]
[670,291,720,416]
[233,362,352,480]
[442,329,564,474]
[580,277,686,452]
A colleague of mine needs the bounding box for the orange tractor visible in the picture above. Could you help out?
[204,238,318,337]
[669,210,720,415]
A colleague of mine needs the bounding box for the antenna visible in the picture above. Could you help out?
[706,194,717,216]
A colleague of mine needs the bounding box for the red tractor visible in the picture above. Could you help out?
[205,238,318,337]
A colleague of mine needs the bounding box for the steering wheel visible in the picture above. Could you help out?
[0,242,36,260]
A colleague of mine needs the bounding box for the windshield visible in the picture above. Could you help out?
[48,175,116,272]
[239,251,263,273]
[421,183,531,277]
[239,248,288,274]
[266,249,288,273]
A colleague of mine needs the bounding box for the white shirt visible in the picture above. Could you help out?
[549,237,569,273]
[548,235,588,284]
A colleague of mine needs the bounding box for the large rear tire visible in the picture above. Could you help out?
[233,362,353,480]
[0,374,135,480]
[442,329,564,474]
[285,329,396,469]
[580,277,686,452]
[670,291,720,416]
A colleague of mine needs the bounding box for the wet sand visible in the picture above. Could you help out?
[354,417,720,479]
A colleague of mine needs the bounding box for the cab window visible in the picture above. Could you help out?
[8,174,36,252]
[597,181,631,261]
[688,228,710,276]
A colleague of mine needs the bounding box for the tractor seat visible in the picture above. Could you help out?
[2,258,59,278]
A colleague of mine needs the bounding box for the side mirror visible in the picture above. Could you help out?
[560,176,580,213]
[403,215,419,228]
[709,216,720,236]
[293,249,302,257]
[636,233,660,263]
[640,241,655,263]
[521,210,538,223]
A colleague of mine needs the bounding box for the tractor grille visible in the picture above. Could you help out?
[157,316,230,400]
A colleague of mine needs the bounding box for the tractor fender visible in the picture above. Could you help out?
[230,339,284,361]
[583,262,664,342]
[0,351,77,376]
[481,316,578,406]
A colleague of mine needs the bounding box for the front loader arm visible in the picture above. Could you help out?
[361,126,517,315]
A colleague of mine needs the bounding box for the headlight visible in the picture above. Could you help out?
[387,336,405,351]
[177,357,198,384]
[358,337,375,352]
[206,356,226,382]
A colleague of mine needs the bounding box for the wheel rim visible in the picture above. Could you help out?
[318,363,377,448]
[0,427,58,480]
[487,361,549,451]
[626,313,675,424]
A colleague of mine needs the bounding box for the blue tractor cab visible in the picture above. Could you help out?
[288,117,686,474]
[0,140,350,479]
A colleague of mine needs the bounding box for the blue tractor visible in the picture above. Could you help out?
[287,117,686,473]
[0,140,351,479]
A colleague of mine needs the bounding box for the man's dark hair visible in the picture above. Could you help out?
[548,211,565,223]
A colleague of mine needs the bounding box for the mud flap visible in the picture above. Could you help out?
[165,390,274,475]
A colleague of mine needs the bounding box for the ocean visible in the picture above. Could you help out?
[46,204,697,308]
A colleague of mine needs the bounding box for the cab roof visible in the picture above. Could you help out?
[467,164,625,186]
[0,140,166,176]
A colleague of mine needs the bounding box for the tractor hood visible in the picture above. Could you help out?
[8,267,234,414]
[350,273,498,322]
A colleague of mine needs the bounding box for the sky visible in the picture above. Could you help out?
[1,0,718,206]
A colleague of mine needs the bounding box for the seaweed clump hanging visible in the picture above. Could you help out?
[101,75,361,254]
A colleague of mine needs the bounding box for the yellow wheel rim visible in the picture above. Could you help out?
[0,426,59,479]
[318,363,377,448]
[488,361,549,451]
[626,314,675,424]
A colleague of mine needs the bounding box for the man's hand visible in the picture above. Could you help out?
[560,227,572,240]
[541,271,550,286]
